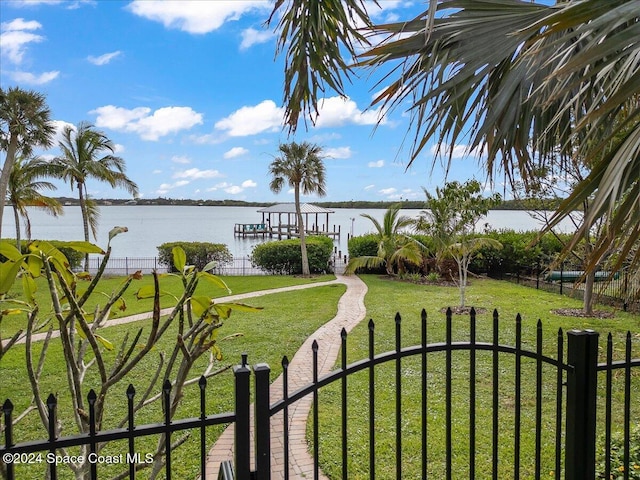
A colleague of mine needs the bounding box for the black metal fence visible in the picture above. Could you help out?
[2,310,638,480]
[501,267,639,313]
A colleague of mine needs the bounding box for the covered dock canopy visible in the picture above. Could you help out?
[257,203,334,233]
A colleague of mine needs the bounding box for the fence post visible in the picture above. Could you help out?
[234,354,251,480]
[565,330,599,480]
[254,363,271,480]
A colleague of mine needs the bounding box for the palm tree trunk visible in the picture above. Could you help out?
[78,182,90,271]
[13,205,21,251]
[0,135,18,239]
[295,184,310,276]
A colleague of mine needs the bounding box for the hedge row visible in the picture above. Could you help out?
[250,236,334,274]
[347,230,576,276]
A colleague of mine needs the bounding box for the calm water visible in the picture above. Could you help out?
[2,205,576,258]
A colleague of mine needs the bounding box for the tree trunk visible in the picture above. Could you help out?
[78,182,91,271]
[295,184,310,276]
[0,134,18,239]
[582,226,595,315]
[458,259,466,308]
[583,269,596,315]
[13,206,21,251]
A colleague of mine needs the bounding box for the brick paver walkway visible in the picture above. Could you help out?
[204,274,367,480]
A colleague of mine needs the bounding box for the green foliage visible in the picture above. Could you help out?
[470,230,573,276]
[0,239,84,270]
[157,241,233,273]
[250,236,334,274]
[345,204,425,276]
[347,232,433,275]
[597,424,640,480]
[347,233,379,258]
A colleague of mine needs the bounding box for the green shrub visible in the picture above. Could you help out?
[469,230,570,276]
[157,242,232,272]
[250,236,334,274]
[347,234,378,258]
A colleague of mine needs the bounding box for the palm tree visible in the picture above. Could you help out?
[345,204,424,276]
[268,141,327,276]
[51,122,138,269]
[0,87,55,238]
[268,0,640,290]
[7,155,63,250]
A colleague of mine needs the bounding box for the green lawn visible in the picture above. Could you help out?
[1,273,336,338]
[313,275,640,480]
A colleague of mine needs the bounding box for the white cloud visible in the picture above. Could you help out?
[91,105,203,141]
[113,143,125,153]
[368,160,384,168]
[156,180,189,195]
[50,120,75,145]
[127,1,271,35]
[223,146,249,159]
[171,155,191,164]
[379,187,397,195]
[240,27,274,50]
[314,96,385,128]
[8,70,59,84]
[225,185,243,194]
[0,18,43,64]
[364,184,375,190]
[173,168,223,180]
[324,146,352,159]
[241,179,257,188]
[215,100,283,137]
[87,50,121,65]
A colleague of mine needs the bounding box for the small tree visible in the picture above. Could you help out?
[0,232,260,480]
[345,204,425,276]
[417,180,501,307]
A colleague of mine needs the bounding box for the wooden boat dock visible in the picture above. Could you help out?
[233,203,341,240]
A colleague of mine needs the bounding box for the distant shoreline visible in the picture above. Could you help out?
[50,197,565,211]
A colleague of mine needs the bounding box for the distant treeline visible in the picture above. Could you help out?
[52,197,565,210]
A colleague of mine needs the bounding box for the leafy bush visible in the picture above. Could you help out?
[251,236,334,274]
[347,234,379,258]
[469,230,570,276]
[157,242,232,272]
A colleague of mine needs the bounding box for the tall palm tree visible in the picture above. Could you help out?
[51,122,138,269]
[269,0,640,290]
[269,141,327,276]
[345,204,424,276]
[7,155,63,250]
[0,87,55,238]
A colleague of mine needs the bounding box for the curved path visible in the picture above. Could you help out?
[204,274,368,480]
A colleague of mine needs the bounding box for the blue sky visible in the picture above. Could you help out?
[1,0,495,202]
